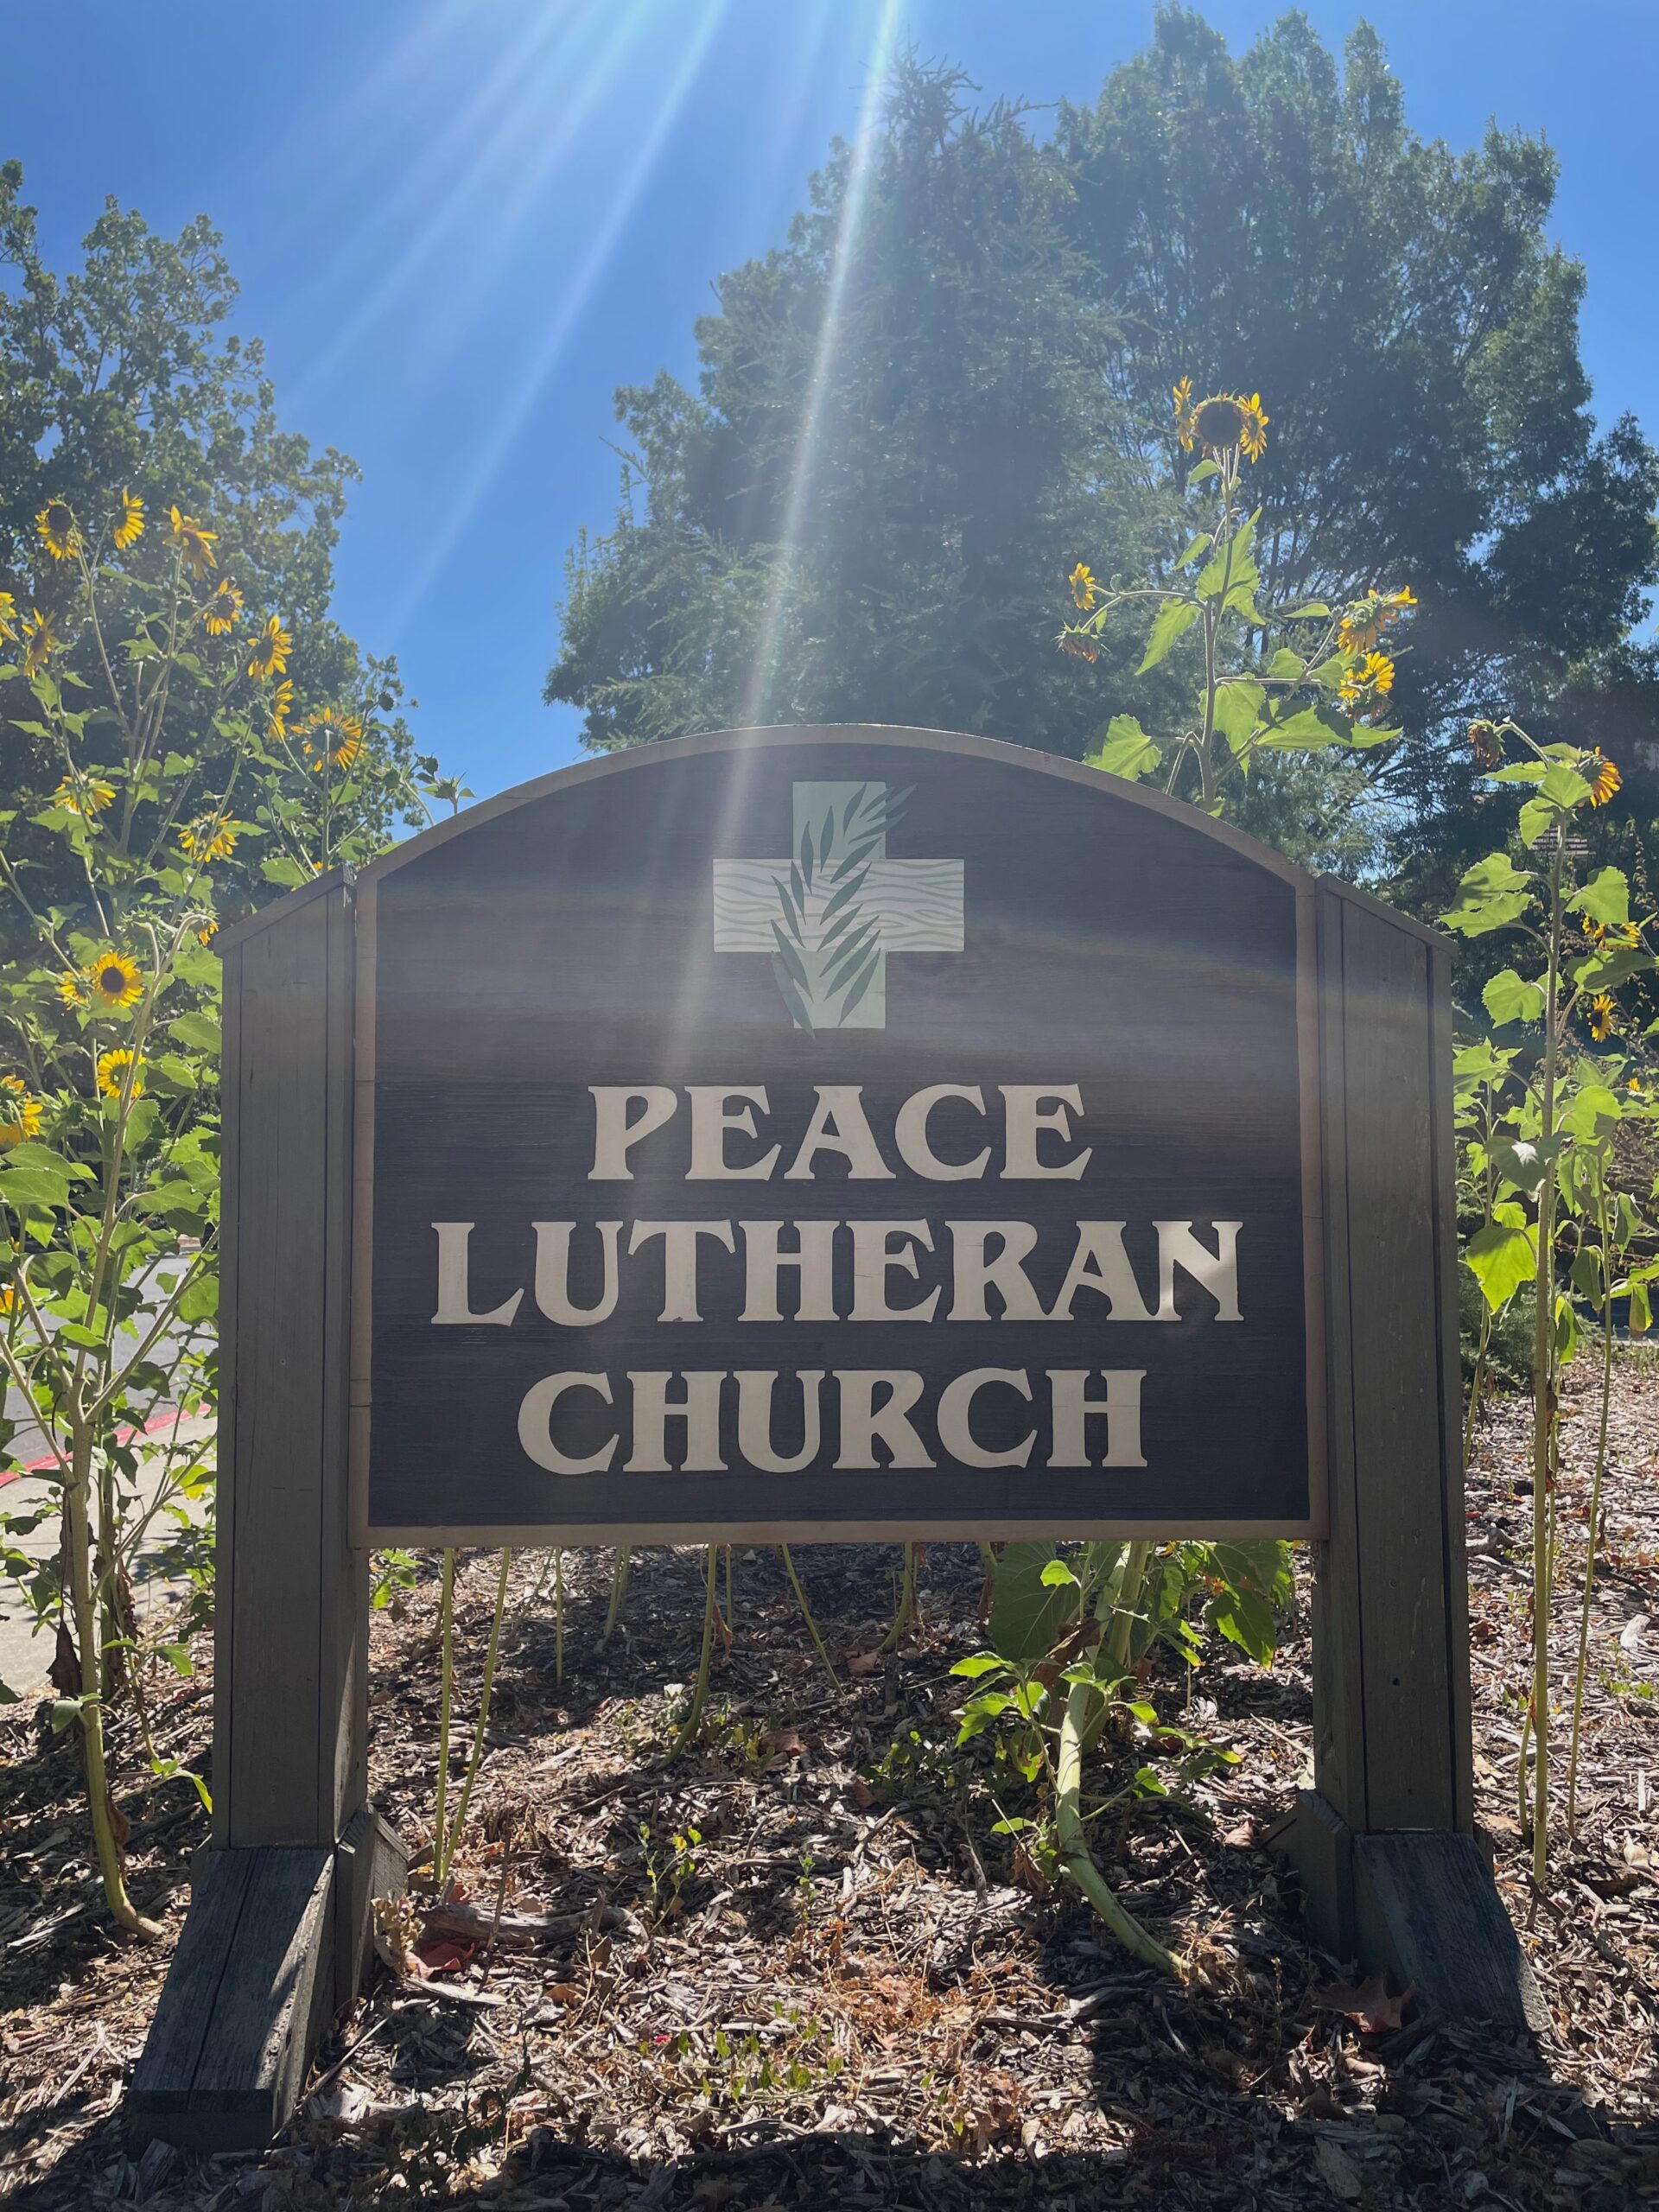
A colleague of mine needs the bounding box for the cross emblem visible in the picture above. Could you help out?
[713,779,963,1030]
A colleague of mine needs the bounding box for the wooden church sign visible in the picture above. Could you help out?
[131,727,1538,2150]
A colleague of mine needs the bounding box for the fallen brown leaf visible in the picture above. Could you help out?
[1313,1972,1415,2033]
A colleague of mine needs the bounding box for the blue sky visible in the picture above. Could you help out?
[6,2,1657,800]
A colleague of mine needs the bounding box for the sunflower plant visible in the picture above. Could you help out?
[1442,715,1656,1882]
[0,488,461,1937]
[1060,379,1414,816]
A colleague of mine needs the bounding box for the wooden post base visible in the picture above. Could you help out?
[129,1810,405,2151]
[1272,1789,1547,2032]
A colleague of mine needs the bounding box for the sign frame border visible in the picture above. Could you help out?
[347,723,1332,1548]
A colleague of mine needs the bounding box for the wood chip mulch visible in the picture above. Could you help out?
[3,1361,1658,2209]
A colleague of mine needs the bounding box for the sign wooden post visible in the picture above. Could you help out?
[131,727,1536,2150]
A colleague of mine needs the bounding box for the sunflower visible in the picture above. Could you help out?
[35,499,81,563]
[179,817,238,863]
[1587,752,1621,806]
[1339,650,1396,709]
[1580,912,1607,945]
[0,1075,42,1147]
[1339,585,1417,654]
[0,591,16,645]
[54,776,115,819]
[1590,994,1618,1042]
[168,505,218,579]
[1068,561,1098,613]
[1059,632,1099,663]
[96,1048,143,1099]
[57,970,88,1008]
[88,948,143,1009]
[265,677,295,741]
[21,608,57,679]
[112,488,145,550]
[301,705,365,772]
[1468,719,1503,769]
[200,579,244,635]
[0,1284,15,1318]
[246,613,293,680]
[1630,1075,1648,1096]
[1176,387,1269,462]
[195,918,219,947]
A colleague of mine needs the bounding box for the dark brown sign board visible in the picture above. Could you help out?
[353,727,1324,1544]
[133,727,1543,2158]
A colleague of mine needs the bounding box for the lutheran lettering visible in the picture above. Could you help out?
[429,1217,1242,1327]
[424,1081,1248,1479]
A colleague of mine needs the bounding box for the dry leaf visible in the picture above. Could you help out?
[1313,1972,1415,2033]
[849,1777,875,1808]
[848,1649,883,1675]
[1315,2136,1364,2201]
[542,1982,582,2005]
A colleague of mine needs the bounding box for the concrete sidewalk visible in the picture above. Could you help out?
[0,1411,214,1699]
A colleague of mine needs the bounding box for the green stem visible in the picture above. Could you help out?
[664,1546,719,1762]
[1528,836,1565,1882]
[1464,1300,1493,1472]
[1106,1541,1153,1677]
[433,1548,455,1882]
[602,1548,630,1644]
[67,1422,158,1936]
[779,1543,840,1691]
[879,1541,920,1653]
[1567,1182,1616,1838]
[554,1547,564,1688]
[1055,1674,1179,1977]
[438,1547,512,1887]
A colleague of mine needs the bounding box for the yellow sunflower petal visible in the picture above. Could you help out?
[112,488,145,550]
[96,1048,144,1099]
[87,948,143,1009]
[35,499,81,562]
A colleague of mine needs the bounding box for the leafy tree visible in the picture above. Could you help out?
[550,24,1659,891]
[1057,10,1659,887]
[548,60,1166,756]
[0,162,459,919]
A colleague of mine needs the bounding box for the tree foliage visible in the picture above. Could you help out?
[548,60,1163,755]
[549,20,1659,883]
[0,162,457,920]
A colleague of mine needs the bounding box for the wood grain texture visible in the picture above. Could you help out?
[221,884,363,1850]
[1354,1833,1547,2031]
[1311,880,1471,1840]
[334,1806,407,2012]
[130,1847,334,2151]
[1341,900,1457,1831]
[1430,941,1477,1833]
[130,1849,255,2114]
[1311,888,1367,1830]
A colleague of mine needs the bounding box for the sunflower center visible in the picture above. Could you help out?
[1193,397,1245,449]
[101,965,126,992]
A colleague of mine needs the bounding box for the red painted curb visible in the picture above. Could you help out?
[0,1407,201,1490]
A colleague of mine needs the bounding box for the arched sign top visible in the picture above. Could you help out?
[359,721,1312,893]
[349,720,1330,1544]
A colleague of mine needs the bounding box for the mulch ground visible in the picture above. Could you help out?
[3,1363,1658,2211]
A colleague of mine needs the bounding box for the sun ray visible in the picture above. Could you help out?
[287,2,654,414]
[387,0,736,632]
[738,0,904,731]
